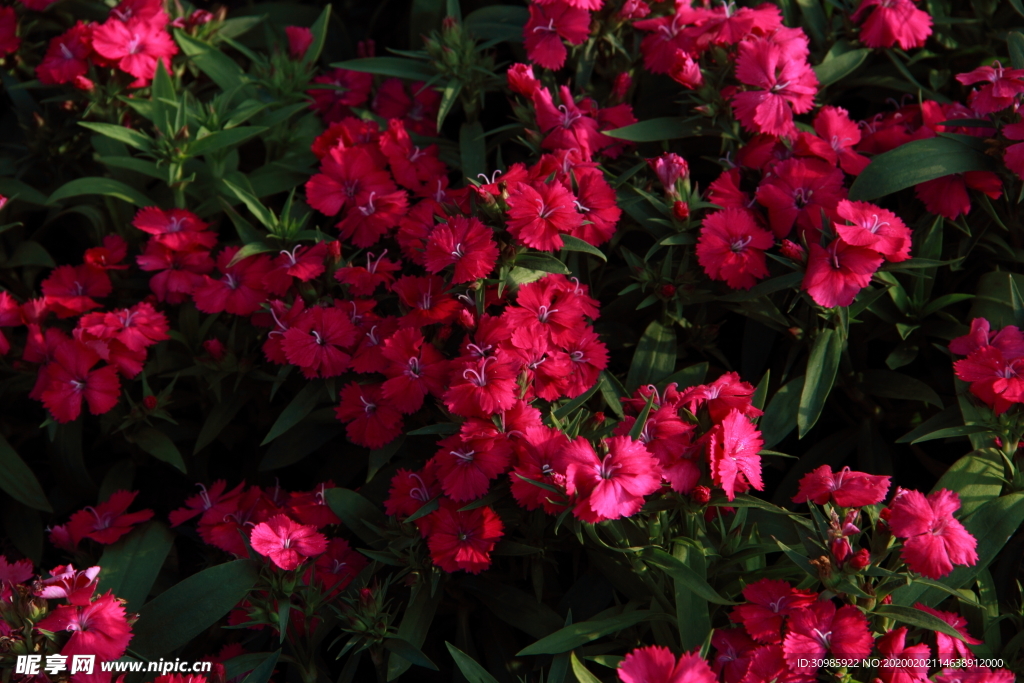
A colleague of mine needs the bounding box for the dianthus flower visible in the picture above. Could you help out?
[35,565,102,606]
[730,579,817,643]
[380,327,448,413]
[949,318,1024,357]
[731,39,817,138]
[444,354,519,417]
[506,181,583,251]
[793,465,891,507]
[432,431,513,502]
[37,22,95,85]
[308,68,373,123]
[63,490,153,546]
[755,158,846,239]
[888,488,978,579]
[617,646,717,683]
[953,345,1024,415]
[782,600,872,674]
[803,239,883,308]
[39,340,121,423]
[91,13,178,86]
[915,171,1002,221]
[570,168,621,245]
[193,247,271,316]
[565,436,662,523]
[385,468,441,519]
[853,0,932,50]
[835,199,911,262]
[334,382,403,449]
[424,216,498,283]
[876,627,932,683]
[696,208,774,290]
[36,592,133,665]
[425,501,504,574]
[523,2,591,70]
[708,410,764,501]
[281,305,358,379]
[250,514,328,571]
[914,603,982,663]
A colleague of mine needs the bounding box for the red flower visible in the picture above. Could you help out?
[669,50,703,89]
[802,239,882,308]
[41,265,112,318]
[696,208,774,290]
[809,106,870,175]
[132,207,215,251]
[308,69,372,123]
[957,63,1024,113]
[306,538,368,596]
[835,199,911,262]
[444,354,519,417]
[169,480,243,527]
[755,158,846,239]
[793,465,891,507]
[0,7,18,57]
[566,436,662,522]
[680,372,762,423]
[78,302,169,353]
[853,0,932,50]
[915,171,1002,220]
[265,242,330,295]
[36,592,133,665]
[334,382,403,449]
[334,250,401,297]
[432,431,513,502]
[64,490,154,546]
[507,63,540,96]
[876,627,932,683]
[336,188,409,248]
[92,13,178,86]
[569,168,621,245]
[782,600,872,674]
[84,235,129,271]
[424,216,498,283]
[504,276,587,348]
[193,248,271,316]
[250,514,328,571]
[731,39,817,138]
[954,345,1024,414]
[306,147,396,218]
[380,327,448,413]
[708,410,764,501]
[617,646,717,683]
[281,305,358,379]
[506,181,583,251]
[372,79,442,137]
[386,468,440,519]
[564,328,609,398]
[392,275,460,327]
[914,603,982,663]
[0,555,34,586]
[137,241,214,304]
[425,501,504,573]
[889,488,978,579]
[285,26,313,59]
[40,340,121,423]
[523,3,591,70]
[35,564,102,606]
[950,319,1024,358]
[38,22,98,85]
[730,579,817,643]
[510,426,571,513]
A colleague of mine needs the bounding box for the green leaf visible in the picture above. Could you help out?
[175,31,247,90]
[331,57,436,81]
[194,392,249,454]
[222,178,277,231]
[642,548,737,605]
[570,653,602,683]
[446,643,500,683]
[132,427,187,473]
[79,122,154,152]
[559,235,607,262]
[437,79,463,132]
[460,121,486,180]
[667,542,712,650]
[324,488,388,544]
[406,423,460,436]
[301,5,332,68]
[798,329,841,438]
[98,156,165,181]
[859,369,943,408]
[190,127,267,157]
[368,437,405,483]
[516,252,571,275]
[719,272,804,302]
[659,362,708,390]
[96,521,174,612]
[910,425,992,444]
[931,449,1004,516]
[0,178,49,206]
[796,0,826,44]
[48,177,151,206]
[554,382,601,420]
[132,559,259,657]
[464,5,529,42]
[625,320,676,392]
[814,48,871,86]
[603,117,712,142]
[0,433,52,512]
[4,241,55,269]
[629,392,656,441]
[383,638,437,672]
[461,576,563,638]
[874,605,970,641]
[517,610,665,656]
[849,137,999,201]
[262,381,324,445]
[389,580,444,680]
[1009,32,1024,70]
[240,650,280,683]
[227,242,275,266]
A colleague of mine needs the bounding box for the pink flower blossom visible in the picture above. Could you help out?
[731,39,817,138]
[250,514,328,570]
[889,488,978,579]
[803,239,882,308]
[854,0,932,50]
[566,436,662,522]
[524,3,591,70]
[696,208,774,290]
[617,646,716,683]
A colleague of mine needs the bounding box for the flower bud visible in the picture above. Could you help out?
[669,50,703,89]
[672,201,690,220]
[647,153,689,197]
[691,485,711,504]
[780,239,806,262]
[507,63,540,97]
[143,395,158,411]
[849,548,871,570]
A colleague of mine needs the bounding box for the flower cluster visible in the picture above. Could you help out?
[0,558,134,683]
[951,317,1024,415]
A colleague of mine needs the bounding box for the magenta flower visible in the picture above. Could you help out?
[793,465,891,507]
[889,488,978,579]
[566,436,662,523]
[731,39,817,138]
[802,239,882,309]
[696,208,774,290]
[853,0,932,50]
[524,3,591,70]
[250,514,328,571]
[617,646,716,683]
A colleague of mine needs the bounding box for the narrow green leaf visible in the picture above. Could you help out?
[460,120,486,180]
[874,605,969,641]
[642,548,737,605]
[325,488,388,544]
[930,449,1004,516]
[604,117,712,142]
[132,427,187,473]
[859,369,943,408]
[625,320,676,392]
[190,127,267,157]
[911,425,993,444]
[629,392,656,441]
[407,423,460,436]
[240,650,280,683]
[659,362,708,390]
[132,560,259,657]
[464,5,529,42]
[301,5,332,67]
[383,638,437,671]
[437,79,462,131]
[368,437,405,483]
[1009,32,1024,70]
[389,580,444,680]
[517,610,665,656]
[175,31,247,90]
[0,433,52,512]
[5,241,55,269]
[570,653,602,683]
[795,0,826,44]
[798,329,841,438]
[446,643,500,683]
[331,57,436,81]
[461,577,563,638]
[516,252,571,275]
[79,122,154,152]
[559,235,607,262]
[98,156,165,181]
[194,392,249,454]
[814,48,870,86]
[96,521,174,612]
[262,381,324,445]
[48,177,151,206]
[849,137,998,201]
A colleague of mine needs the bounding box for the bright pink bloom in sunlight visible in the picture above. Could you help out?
[424,216,499,283]
[854,0,932,50]
[506,181,583,251]
[92,14,178,86]
[730,579,817,643]
[696,208,774,290]
[889,488,978,579]
[708,410,763,501]
[793,465,891,507]
[876,627,932,683]
[335,382,403,449]
[811,106,870,175]
[956,63,1024,114]
[40,341,121,423]
[803,240,882,308]
[381,327,448,414]
[669,50,703,89]
[36,565,101,605]
[64,490,153,546]
[566,436,662,523]
[36,592,133,664]
[425,502,503,574]
[835,199,911,262]
[783,601,872,674]
[617,646,716,683]
[306,147,396,217]
[250,514,328,570]
[755,158,846,239]
[570,168,621,246]
[524,3,591,70]
[731,39,817,138]
[444,355,519,417]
